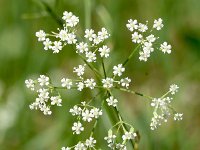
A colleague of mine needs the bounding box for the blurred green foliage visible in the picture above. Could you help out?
[0,0,200,149]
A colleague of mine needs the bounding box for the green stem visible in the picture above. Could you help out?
[122,44,141,67]
[84,0,91,29]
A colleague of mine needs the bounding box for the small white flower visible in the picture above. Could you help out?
[84,29,96,41]
[85,137,96,148]
[143,42,154,52]
[77,82,84,91]
[138,23,148,32]
[169,84,179,95]
[139,49,150,62]
[93,34,102,45]
[174,113,183,121]
[90,108,103,118]
[66,32,77,44]
[131,32,143,43]
[104,131,116,143]
[38,75,49,86]
[43,38,52,50]
[61,78,73,89]
[106,96,118,107]
[120,77,131,88]
[38,88,49,100]
[25,79,35,91]
[73,64,86,77]
[122,131,137,141]
[160,42,171,54]
[69,105,82,116]
[52,41,62,53]
[62,11,73,21]
[84,78,96,89]
[42,106,52,115]
[72,121,84,134]
[113,64,125,76]
[82,109,93,122]
[102,78,114,89]
[126,19,138,31]
[98,28,110,40]
[146,34,156,43]
[61,147,70,150]
[50,96,62,106]
[86,51,96,62]
[76,42,88,53]
[153,18,163,30]
[74,142,86,150]
[98,45,110,58]
[58,29,68,41]
[62,11,79,27]
[36,30,46,41]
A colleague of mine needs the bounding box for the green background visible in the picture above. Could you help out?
[0,0,200,149]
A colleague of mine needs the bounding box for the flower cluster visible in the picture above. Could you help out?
[26,10,183,150]
[25,75,62,115]
[104,126,137,149]
[62,136,96,150]
[150,84,183,130]
[69,102,102,134]
[126,18,172,61]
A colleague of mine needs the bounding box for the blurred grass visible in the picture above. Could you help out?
[0,0,200,149]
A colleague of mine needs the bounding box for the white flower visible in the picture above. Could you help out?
[104,131,116,143]
[98,45,110,58]
[77,82,84,91]
[82,109,93,122]
[62,11,79,27]
[76,42,88,53]
[25,79,35,91]
[73,64,86,77]
[122,131,137,141]
[86,51,96,62]
[66,32,77,44]
[153,18,163,30]
[74,142,86,150]
[143,42,154,52]
[84,78,96,89]
[169,84,179,95]
[120,77,131,88]
[138,23,148,32]
[61,78,73,89]
[160,42,171,54]
[113,64,125,76]
[38,75,49,86]
[106,96,118,107]
[52,41,62,53]
[43,38,52,50]
[146,34,156,43]
[38,88,49,100]
[126,19,138,31]
[98,28,110,40]
[174,113,183,121]
[42,106,52,115]
[131,32,143,43]
[61,147,70,150]
[50,96,62,106]
[36,30,46,41]
[70,105,82,116]
[93,35,102,45]
[58,29,68,41]
[84,29,96,41]
[90,108,103,118]
[85,137,96,148]
[102,78,114,89]
[139,49,150,62]
[72,121,84,134]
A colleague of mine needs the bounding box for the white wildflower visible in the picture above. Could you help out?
[84,78,96,89]
[73,64,86,77]
[52,41,62,53]
[98,28,110,40]
[77,81,84,91]
[122,131,137,141]
[58,29,68,41]
[98,45,110,58]
[86,51,96,62]
[160,42,171,54]
[61,78,73,89]
[138,23,148,32]
[43,38,52,50]
[169,84,179,95]
[106,96,118,107]
[153,18,163,30]
[38,75,49,86]
[126,19,138,31]
[36,30,46,41]
[113,64,125,76]
[174,113,183,121]
[76,42,88,53]
[50,96,62,106]
[85,137,96,148]
[25,79,35,91]
[82,109,93,122]
[120,77,131,88]
[72,121,84,134]
[102,78,114,89]
[74,142,86,150]
[90,108,103,118]
[84,29,96,41]
[69,105,82,116]
[146,34,156,43]
[131,32,143,43]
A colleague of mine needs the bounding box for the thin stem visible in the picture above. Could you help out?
[101,58,107,78]
[122,44,141,67]
[116,87,153,100]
